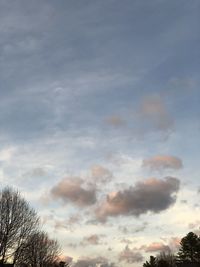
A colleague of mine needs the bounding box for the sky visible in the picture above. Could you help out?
[0,0,200,266]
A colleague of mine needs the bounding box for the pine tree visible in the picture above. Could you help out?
[177,232,200,263]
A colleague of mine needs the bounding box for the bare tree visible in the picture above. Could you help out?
[0,187,39,264]
[18,230,60,267]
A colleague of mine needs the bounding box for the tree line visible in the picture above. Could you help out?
[143,232,200,267]
[0,187,66,267]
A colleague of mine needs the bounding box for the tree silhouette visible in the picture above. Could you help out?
[18,230,60,267]
[157,252,176,267]
[177,232,200,263]
[0,187,39,264]
[143,256,157,267]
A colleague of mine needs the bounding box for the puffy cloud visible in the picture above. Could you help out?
[91,165,113,183]
[142,155,183,171]
[72,257,116,267]
[137,96,174,134]
[95,177,180,221]
[119,246,144,263]
[141,242,170,253]
[51,177,97,207]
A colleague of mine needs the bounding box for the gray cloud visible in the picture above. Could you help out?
[134,222,148,233]
[118,222,148,234]
[51,177,97,207]
[142,155,183,171]
[119,246,144,263]
[96,177,180,221]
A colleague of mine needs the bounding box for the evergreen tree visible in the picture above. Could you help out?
[177,232,200,263]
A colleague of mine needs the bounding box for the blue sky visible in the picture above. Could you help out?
[0,0,200,266]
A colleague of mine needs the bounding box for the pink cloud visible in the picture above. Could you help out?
[142,242,170,253]
[51,177,97,207]
[142,155,183,171]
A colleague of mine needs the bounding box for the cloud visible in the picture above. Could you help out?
[72,257,116,267]
[134,222,148,233]
[81,234,101,246]
[119,246,144,263]
[91,165,113,183]
[95,177,180,221]
[142,155,183,171]
[141,242,171,253]
[137,96,174,135]
[51,177,97,207]
[54,214,81,232]
[118,222,148,234]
